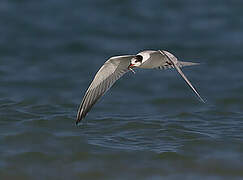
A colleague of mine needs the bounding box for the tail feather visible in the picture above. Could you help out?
[178,61,200,67]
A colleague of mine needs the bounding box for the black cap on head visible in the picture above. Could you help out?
[134,55,143,62]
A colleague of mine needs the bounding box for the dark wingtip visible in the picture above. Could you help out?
[75,116,82,127]
[76,107,84,127]
[75,120,80,127]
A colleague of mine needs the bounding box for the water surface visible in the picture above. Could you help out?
[0,0,243,179]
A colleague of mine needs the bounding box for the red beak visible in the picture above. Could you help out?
[128,64,134,69]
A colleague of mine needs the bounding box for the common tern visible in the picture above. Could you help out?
[76,50,205,125]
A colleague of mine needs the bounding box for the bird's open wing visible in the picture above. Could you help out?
[158,50,205,103]
[76,55,134,124]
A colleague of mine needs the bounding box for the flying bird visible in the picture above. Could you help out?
[76,50,205,125]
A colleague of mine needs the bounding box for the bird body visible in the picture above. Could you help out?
[76,50,205,125]
[138,50,164,69]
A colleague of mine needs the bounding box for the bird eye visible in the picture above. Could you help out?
[135,55,143,63]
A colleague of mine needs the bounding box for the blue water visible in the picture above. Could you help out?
[1,0,243,179]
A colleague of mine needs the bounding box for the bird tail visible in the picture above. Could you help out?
[178,61,200,67]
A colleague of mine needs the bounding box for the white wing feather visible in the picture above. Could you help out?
[76,55,133,124]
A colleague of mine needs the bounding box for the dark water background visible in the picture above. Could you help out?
[1,0,243,179]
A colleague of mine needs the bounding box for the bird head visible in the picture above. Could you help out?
[128,51,152,70]
[128,54,143,70]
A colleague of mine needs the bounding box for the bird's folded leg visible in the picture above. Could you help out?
[129,68,136,74]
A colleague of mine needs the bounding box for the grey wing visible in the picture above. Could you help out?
[158,50,205,103]
[76,55,134,124]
